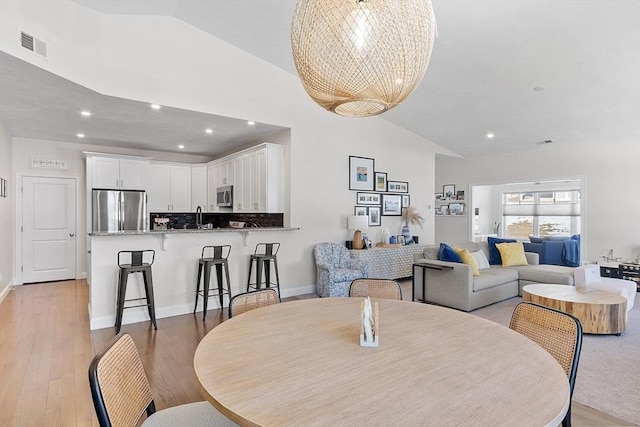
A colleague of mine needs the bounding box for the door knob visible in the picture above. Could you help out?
[69,233,75,237]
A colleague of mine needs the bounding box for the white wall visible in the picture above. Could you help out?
[0,121,14,300]
[435,139,640,263]
[0,1,450,289]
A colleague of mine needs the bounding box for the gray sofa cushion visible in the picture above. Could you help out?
[509,264,575,285]
[473,266,519,291]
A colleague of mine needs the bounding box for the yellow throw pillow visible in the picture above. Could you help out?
[453,247,480,276]
[495,242,529,267]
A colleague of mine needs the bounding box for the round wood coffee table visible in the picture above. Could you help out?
[522,284,627,335]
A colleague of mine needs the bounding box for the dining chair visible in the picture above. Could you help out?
[228,289,280,318]
[349,278,403,300]
[509,302,583,427]
[88,333,237,427]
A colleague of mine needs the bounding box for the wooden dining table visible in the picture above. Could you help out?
[194,298,569,426]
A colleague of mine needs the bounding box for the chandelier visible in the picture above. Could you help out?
[291,0,436,117]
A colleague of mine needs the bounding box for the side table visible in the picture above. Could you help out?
[412,261,454,303]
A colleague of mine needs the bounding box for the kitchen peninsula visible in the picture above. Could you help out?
[88,226,299,330]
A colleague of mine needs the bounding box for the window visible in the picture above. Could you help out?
[502,190,581,239]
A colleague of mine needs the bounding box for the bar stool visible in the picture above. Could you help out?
[246,243,281,295]
[194,245,232,320]
[115,250,157,334]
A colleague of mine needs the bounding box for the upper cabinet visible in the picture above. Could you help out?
[148,163,192,212]
[191,165,208,211]
[87,155,149,190]
[206,143,285,213]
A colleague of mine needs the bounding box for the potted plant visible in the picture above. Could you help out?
[402,206,424,245]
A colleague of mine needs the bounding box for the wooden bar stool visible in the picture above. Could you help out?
[246,243,281,295]
[115,250,157,334]
[194,245,232,320]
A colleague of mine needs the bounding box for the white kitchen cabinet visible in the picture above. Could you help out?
[147,163,192,212]
[205,143,284,213]
[191,165,208,211]
[90,156,149,190]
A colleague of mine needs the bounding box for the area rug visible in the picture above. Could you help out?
[469,296,639,425]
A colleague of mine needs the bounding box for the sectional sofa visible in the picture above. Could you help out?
[412,241,576,312]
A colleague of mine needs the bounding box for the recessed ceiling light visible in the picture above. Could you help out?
[486,133,495,139]
[205,128,213,134]
[178,144,185,149]
[533,86,545,92]
[77,133,85,138]
[247,121,255,126]
[151,104,161,110]
[80,110,91,117]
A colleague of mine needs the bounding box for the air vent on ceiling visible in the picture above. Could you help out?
[20,31,47,58]
[535,139,554,145]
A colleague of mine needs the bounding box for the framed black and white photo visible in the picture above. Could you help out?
[387,180,409,193]
[449,203,464,215]
[443,184,456,200]
[354,206,368,216]
[349,156,375,191]
[435,193,443,201]
[456,190,465,201]
[356,192,381,205]
[374,171,387,192]
[402,194,410,208]
[382,194,402,216]
[368,206,381,226]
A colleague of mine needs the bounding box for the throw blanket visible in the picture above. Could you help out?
[563,240,580,267]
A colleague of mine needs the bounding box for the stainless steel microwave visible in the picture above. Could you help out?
[216,185,233,207]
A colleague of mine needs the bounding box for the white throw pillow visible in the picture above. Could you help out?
[471,250,490,270]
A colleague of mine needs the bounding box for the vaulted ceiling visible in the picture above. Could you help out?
[1,1,638,158]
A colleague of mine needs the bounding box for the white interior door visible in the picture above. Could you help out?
[22,176,76,283]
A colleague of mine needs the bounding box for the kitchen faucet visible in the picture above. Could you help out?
[196,206,202,229]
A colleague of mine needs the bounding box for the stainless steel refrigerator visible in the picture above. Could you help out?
[92,189,148,232]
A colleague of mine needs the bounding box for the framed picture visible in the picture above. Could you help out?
[449,203,464,215]
[443,184,456,200]
[374,171,387,192]
[402,194,410,208]
[439,205,449,215]
[349,156,375,191]
[456,190,465,201]
[356,192,381,205]
[387,180,409,193]
[354,206,368,216]
[368,206,381,226]
[382,194,402,216]
[435,193,443,201]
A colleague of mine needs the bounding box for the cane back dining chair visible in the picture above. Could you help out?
[349,278,403,300]
[509,302,583,427]
[228,288,280,318]
[88,333,237,427]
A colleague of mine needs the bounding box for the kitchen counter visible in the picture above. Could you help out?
[89,227,299,236]
[87,226,301,330]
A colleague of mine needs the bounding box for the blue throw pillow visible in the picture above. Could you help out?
[439,243,462,263]
[529,236,544,244]
[487,237,516,265]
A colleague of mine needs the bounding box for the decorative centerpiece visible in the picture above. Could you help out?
[401,206,424,245]
[360,297,379,347]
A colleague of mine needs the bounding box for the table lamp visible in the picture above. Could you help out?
[348,215,369,250]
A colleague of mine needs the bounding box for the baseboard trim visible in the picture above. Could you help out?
[89,284,318,330]
[0,281,13,304]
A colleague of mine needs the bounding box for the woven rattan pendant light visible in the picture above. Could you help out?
[291,0,436,117]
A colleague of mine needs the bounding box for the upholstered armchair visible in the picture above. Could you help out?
[313,242,369,297]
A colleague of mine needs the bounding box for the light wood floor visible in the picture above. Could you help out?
[0,280,634,427]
